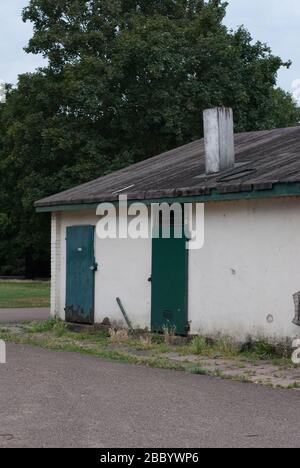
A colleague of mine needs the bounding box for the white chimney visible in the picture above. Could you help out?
[203,107,235,174]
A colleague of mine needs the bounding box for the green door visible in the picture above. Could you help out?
[65,225,96,325]
[151,223,188,336]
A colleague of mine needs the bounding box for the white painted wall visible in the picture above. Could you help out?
[52,209,152,328]
[94,209,152,328]
[189,198,300,341]
[51,197,300,342]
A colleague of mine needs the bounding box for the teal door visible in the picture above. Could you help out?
[151,223,188,336]
[65,225,96,325]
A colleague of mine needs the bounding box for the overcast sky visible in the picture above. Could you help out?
[1,0,300,103]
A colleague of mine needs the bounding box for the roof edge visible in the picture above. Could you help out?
[35,182,300,213]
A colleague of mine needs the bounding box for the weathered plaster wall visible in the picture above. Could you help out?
[189,198,300,341]
[52,197,300,342]
[53,209,152,328]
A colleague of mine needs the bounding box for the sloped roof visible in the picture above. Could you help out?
[36,126,300,209]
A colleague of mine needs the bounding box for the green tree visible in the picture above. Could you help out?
[0,0,298,275]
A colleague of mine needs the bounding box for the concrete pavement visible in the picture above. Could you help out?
[0,343,299,448]
[0,308,50,323]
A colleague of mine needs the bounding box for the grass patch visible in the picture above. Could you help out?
[0,281,50,308]
[181,335,239,359]
[27,318,67,337]
[0,321,298,390]
[240,339,292,361]
[178,336,291,364]
[214,371,252,384]
[188,366,211,376]
[0,321,185,371]
[287,382,300,390]
[189,336,207,355]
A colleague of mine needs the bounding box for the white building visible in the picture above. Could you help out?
[36,108,300,342]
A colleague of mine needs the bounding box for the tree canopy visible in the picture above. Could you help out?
[0,0,299,276]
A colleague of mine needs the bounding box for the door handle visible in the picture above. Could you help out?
[148,277,152,282]
[90,263,98,272]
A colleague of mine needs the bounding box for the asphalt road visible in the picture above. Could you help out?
[0,344,299,448]
[0,308,50,323]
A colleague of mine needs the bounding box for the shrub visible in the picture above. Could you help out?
[190,336,207,355]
